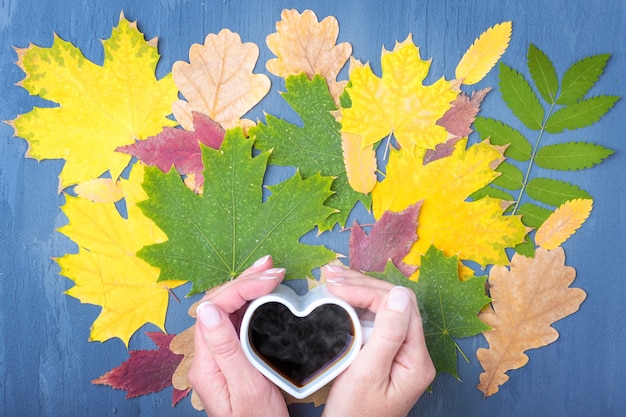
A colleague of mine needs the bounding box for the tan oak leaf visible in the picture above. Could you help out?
[172,29,271,131]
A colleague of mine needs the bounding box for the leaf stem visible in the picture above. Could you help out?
[512,102,556,214]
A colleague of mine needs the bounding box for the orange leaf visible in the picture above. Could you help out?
[172,29,271,131]
[535,198,593,250]
[266,9,351,103]
[341,132,377,194]
[477,247,586,396]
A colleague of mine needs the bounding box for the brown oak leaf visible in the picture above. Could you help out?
[172,29,271,131]
[266,9,352,103]
[477,247,586,396]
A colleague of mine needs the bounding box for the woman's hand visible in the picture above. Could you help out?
[321,266,436,417]
[188,255,290,417]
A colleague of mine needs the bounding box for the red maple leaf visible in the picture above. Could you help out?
[92,332,189,405]
[117,112,225,190]
[349,202,422,276]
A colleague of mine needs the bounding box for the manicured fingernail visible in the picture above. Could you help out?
[324,264,345,273]
[258,267,285,279]
[387,287,411,313]
[326,276,346,285]
[197,302,222,329]
[253,255,271,267]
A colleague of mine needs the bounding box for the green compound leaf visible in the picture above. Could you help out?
[557,54,610,105]
[499,62,545,130]
[545,96,620,133]
[525,177,592,208]
[372,248,490,379]
[528,44,559,104]
[138,128,336,295]
[535,142,615,171]
[250,73,370,232]
[474,117,532,161]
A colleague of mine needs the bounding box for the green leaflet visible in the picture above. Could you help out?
[474,117,532,161]
[138,128,336,295]
[250,73,370,232]
[528,43,558,104]
[557,54,610,105]
[491,162,524,190]
[526,177,592,207]
[499,62,544,130]
[546,96,620,133]
[516,202,553,229]
[475,45,618,247]
[371,248,490,379]
[535,142,614,170]
[469,185,514,203]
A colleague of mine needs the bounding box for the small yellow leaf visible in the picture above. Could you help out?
[172,29,271,131]
[341,132,377,194]
[456,21,512,85]
[266,9,352,103]
[535,198,593,250]
[74,178,124,203]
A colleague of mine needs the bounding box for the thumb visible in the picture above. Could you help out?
[357,287,412,377]
[195,301,256,382]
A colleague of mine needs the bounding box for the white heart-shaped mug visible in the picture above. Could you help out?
[240,284,372,399]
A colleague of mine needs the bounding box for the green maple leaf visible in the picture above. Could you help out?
[138,128,336,295]
[250,73,370,231]
[373,246,490,378]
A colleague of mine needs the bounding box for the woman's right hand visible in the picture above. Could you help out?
[321,266,436,417]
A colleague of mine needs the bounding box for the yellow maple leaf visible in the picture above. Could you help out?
[373,139,527,270]
[455,21,512,85]
[172,29,271,131]
[341,36,458,152]
[57,164,185,346]
[477,247,586,396]
[535,198,593,250]
[10,13,178,190]
[266,9,352,103]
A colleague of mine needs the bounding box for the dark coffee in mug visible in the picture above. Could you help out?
[248,302,355,387]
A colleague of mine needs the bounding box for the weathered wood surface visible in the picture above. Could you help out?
[1,0,624,416]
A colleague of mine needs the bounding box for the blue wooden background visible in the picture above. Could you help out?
[1,0,624,416]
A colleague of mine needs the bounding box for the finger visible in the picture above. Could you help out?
[202,254,278,298]
[188,311,231,416]
[323,265,396,291]
[352,287,413,380]
[194,301,269,392]
[206,267,285,314]
[389,297,436,392]
[325,279,394,315]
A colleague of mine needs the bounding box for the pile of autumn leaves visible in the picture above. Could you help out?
[10,9,606,407]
